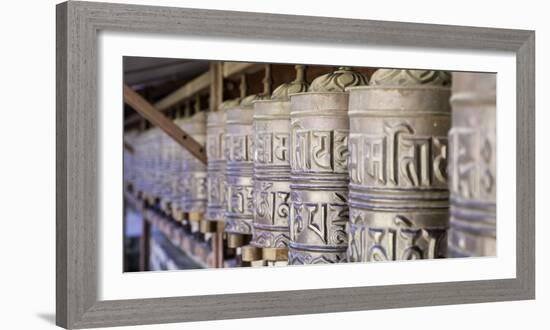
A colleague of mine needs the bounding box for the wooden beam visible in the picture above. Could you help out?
[223,62,263,79]
[123,84,207,164]
[139,218,151,271]
[154,72,210,111]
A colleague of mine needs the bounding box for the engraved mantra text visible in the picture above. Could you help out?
[292,128,348,172]
[349,123,448,187]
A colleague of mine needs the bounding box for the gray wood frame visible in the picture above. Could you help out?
[56,1,535,328]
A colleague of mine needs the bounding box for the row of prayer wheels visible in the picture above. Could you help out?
[124,65,496,268]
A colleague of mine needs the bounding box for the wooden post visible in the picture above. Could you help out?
[209,62,223,112]
[139,217,151,271]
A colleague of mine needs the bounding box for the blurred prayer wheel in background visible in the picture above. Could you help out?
[159,126,178,215]
[347,69,451,262]
[288,67,367,264]
[132,130,147,199]
[224,70,271,257]
[180,111,208,231]
[123,130,138,191]
[203,102,235,233]
[251,65,308,261]
[148,127,163,206]
[169,117,187,222]
[448,72,497,257]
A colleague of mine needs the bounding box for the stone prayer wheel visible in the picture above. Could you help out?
[347,69,451,262]
[448,72,496,257]
[288,67,367,265]
[251,65,308,262]
[179,111,208,230]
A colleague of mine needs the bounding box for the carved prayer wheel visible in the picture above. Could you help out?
[251,65,308,261]
[179,111,208,230]
[167,117,186,220]
[203,106,227,233]
[347,69,451,262]
[224,97,258,240]
[288,67,367,264]
[448,72,496,257]
[159,127,178,215]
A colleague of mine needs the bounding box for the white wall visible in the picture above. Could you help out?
[0,0,547,329]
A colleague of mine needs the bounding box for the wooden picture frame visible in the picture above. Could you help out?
[56,1,535,328]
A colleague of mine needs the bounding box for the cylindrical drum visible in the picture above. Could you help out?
[133,130,147,197]
[251,73,309,260]
[165,118,186,219]
[288,67,367,265]
[159,127,177,214]
[123,130,138,190]
[448,72,496,257]
[179,112,207,218]
[347,69,451,262]
[136,128,155,200]
[251,99,292,249]
[149,127,163,204]
[205,110,227,229]
[224,97,258,236]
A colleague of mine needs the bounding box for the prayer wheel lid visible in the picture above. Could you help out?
[219,98,240,111]
[307,66,368,93]
[173,117,186,126]
[207,109,226,126]
[366,69,451,87]
[240,93,269,107]
[189,111,206,123]
[271,66,309,101]
[450,72,496,106]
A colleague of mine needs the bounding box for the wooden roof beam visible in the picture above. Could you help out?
[153,71,210,111]
[223,62,263,79]
[123,84,207,164]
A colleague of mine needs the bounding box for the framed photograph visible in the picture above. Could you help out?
[56,1,535,328]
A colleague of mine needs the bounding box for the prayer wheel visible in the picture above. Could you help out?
[224,71,271,258]
[179,111,208,231]
[132,130,146,198]
[288,67,367,264]
[251,65,308,262]
[159,127,178,215]
[448,72,496,257]
[203,102,233,233]
[123,130,138,191]
[166,117,186,221]
[347,69,451,262]
[224,97,258,241]
[147,127,163,206]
